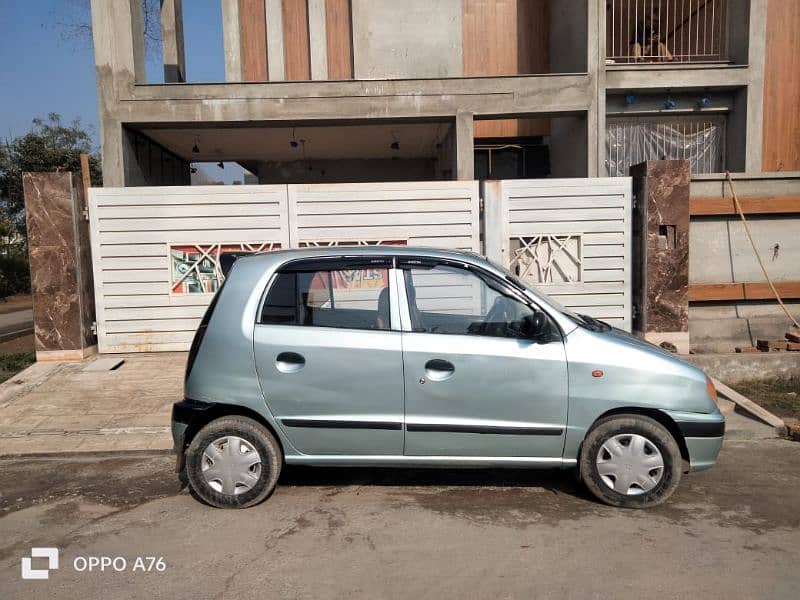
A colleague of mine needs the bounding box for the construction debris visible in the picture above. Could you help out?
[710,377,787,432]
[735,346,759,353]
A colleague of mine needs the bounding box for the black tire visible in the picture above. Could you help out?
[579,414,682,508]
[185,416,282,509]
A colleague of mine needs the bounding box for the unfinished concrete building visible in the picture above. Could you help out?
[76,0,800,353]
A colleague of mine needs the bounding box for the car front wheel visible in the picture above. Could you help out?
[185,415,282,508]
[579,414,682,508]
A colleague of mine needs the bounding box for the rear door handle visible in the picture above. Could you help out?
[424,359,455,381]
[276,352,305,373]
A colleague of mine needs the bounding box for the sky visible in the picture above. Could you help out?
[0,1,240,182]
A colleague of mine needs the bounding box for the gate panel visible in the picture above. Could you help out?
[288,181,480,250]
[89,185,290,353]
[485,178,632,331]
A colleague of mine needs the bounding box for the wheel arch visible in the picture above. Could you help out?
[182,403,285,459]
[590,407,690,465]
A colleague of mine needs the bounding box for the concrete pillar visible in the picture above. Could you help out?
[22,172,97,361]
[455,112,474,181]
[745,0,768,174]
[266,0,286,81]
[630,160,691,355]
[161,0,186,82]
[308,0,329,80]
[589,0,604,177]
[222,0,243,81]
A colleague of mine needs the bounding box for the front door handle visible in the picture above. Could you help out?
[424,359,455,381]
[276,352,305,373]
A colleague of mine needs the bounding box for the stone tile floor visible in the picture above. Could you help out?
[0,353,185,455]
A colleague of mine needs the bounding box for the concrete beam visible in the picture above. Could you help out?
[265,0,286,81]
[455,112,474,181]
[307,0,328,80]
[121,74,592,122]
[605,66,751,91]
[222,0,243,81]
[161,0,186,83]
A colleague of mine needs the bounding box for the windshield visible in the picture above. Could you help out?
[483,257,610,332]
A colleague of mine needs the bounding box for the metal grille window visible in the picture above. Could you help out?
[605,117,725,176]
[509,235,583,285]
[607,0,729,64]
[170,242,279,294]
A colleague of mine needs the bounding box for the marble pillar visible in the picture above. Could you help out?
[630,161,690,354]
[23,172,97,361]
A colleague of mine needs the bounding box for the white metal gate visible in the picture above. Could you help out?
[484,178,632,331]
[89,181,480,353]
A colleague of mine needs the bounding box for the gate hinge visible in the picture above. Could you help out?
[82,206,89,221]
[90,321,98,335]
[479,197,484,213]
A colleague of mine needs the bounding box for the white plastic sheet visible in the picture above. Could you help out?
[605,119,724,177]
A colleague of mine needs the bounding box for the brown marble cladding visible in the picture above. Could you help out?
[638,161,690,334]
[23,172,96,352]
[73,178,97,348]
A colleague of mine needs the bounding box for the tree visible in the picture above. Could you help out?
[53,0,162,58]
[0,114,102,238]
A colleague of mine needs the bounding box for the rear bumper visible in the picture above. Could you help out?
[662,409,726,472]
[171,398,216,472]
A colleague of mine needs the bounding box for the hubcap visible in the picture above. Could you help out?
[596,433,664,495]
[201,436,262,495]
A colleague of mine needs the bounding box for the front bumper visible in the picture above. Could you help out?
[663,410,726,472]
[171,398,216,472]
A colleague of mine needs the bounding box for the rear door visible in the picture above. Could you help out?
[253,257,405,455]
[398,259,568,458]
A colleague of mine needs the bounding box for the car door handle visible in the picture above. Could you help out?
[276,352,305,373]
[424,359,455,381]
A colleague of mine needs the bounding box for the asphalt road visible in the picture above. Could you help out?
[1,427,798,599]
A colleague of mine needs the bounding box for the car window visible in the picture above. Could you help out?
[260,267,391,331]
[403,265,537,339]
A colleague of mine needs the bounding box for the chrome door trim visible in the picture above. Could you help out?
[285,455,578,467]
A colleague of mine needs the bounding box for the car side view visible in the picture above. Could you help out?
[172,247,724,509]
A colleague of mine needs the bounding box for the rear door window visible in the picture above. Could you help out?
[260,266,391,331]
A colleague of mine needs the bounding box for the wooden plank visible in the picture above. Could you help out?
[690,195,800,216]
[689,281,800,302]
[239,0,268,81]
[325,0,352,79]
[763,0,800,171]
[710,377,786,429]
[283,0,310,80]
[462,0,549,138]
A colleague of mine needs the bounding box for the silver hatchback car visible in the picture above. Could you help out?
[172,247,724,509]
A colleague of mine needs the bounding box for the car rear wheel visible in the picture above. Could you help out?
[579,414,682,508]
[186,416,282,508]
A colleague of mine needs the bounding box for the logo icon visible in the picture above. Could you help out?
[21,548,59,580]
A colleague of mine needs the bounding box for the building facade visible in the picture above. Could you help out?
[90,0,799,188]
[79,0,800,354]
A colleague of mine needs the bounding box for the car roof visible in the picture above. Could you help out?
[233,246,493,268]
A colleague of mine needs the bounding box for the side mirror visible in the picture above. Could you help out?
[522,311,546,338]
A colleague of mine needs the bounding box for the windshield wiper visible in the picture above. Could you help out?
[578,313,612,332]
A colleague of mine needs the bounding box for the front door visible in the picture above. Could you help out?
[253,257,404,456]
[398,260,568,458]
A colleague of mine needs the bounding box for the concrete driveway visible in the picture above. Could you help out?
[0,411,798,599]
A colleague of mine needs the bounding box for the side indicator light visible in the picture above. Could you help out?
[592,370,604,378]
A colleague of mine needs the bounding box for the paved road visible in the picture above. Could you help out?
[1,416,798,599]
[0,309,33,339]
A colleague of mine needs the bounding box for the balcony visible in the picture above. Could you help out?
[606,0,734,65]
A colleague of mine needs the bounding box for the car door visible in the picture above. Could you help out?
[397,258,568,458]
[253,257,404,456]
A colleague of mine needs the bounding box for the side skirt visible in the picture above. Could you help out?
[284,455,577,468]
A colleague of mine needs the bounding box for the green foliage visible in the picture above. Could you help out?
[0,252,31,299]
[0,352,36,380]
[0,113,102,238]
